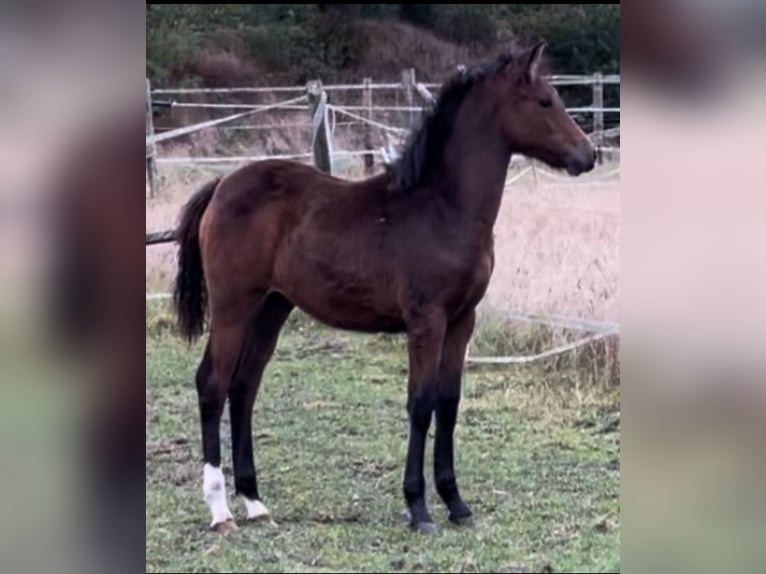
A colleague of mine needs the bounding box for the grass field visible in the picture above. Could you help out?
[146,309,620,573]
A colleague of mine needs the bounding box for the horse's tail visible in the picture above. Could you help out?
[173,178,219,343]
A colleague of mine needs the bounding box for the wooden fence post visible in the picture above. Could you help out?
[362,77,374,175]
[592,72,604,144]
[307,79,333,174]
[401,68,416,127]
[145,78,158,198]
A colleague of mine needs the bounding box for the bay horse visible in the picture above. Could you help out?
[173,43,595,535]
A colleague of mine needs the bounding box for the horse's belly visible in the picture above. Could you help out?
[274,251,404,333]
[304,303,406,333]
[288,289,405,333]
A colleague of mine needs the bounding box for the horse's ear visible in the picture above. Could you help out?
[522,42,546,82]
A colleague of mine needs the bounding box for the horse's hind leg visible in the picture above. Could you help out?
[434,308,475,525]
[403,308,447,534]
[228,292,293,521]
[196,314,250,533]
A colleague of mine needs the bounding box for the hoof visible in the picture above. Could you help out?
[244,498,271,523]
[411,521,438,535]
[212,519,238,535]
[449,513,475,527]
[448,502,473,526]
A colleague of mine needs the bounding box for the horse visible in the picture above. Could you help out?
[173,42,596,535]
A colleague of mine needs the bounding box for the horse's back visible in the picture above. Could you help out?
[198,159,392,316]
[207,159,388,219]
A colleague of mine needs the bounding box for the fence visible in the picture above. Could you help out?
[145,70,620,363]
[145,70,620,196]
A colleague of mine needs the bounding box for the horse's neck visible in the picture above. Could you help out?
[441,95,512,238]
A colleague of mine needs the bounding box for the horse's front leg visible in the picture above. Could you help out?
[435,308,475,525]
[403,308,447,534]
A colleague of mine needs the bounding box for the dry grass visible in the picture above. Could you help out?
[484,164,619,323]
[193,47,262,87]
[474,162,620,388]
[145,164,211,293]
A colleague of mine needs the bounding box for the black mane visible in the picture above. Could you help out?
[390,48,524,193]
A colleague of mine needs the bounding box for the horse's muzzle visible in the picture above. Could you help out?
[565,145,597,176]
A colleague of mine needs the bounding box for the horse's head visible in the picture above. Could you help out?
[491,43,596,176]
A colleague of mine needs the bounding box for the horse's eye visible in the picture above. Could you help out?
[539,97,553,109]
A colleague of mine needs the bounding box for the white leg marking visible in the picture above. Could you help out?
[243,497,270,520]
[203,464,233,527]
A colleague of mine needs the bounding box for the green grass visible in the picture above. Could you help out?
[146,309,620,573]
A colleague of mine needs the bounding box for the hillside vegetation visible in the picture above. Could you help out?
[147,4,620,87]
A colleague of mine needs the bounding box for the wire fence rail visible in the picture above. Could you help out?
[149,75,620,96]
[146,71,620,195]
[466,331,617,366]
[146,94,308,146]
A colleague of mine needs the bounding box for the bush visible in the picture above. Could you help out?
[239,7,370,83]
[399,4,435,28]
[146,26,200,84]
[240,24,326,83]
[310,7,369,73]
[434,5,497,49]
[146,4,620,86]
[242,25,293,69]
[503,5,620,73]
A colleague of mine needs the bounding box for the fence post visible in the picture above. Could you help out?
[592,72,604,146]
[145,78,158,198]
[401,68,416,127]
[415,83,435,107]
[307,79,333,174]
[362,77,374,175]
